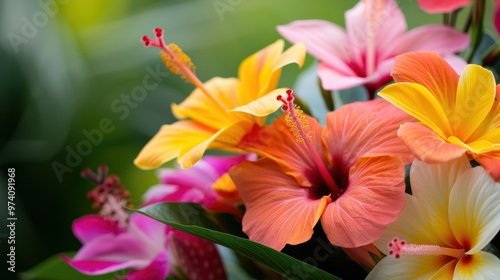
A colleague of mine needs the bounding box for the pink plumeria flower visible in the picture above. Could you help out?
[277,0,469,97]
[418,0,472,13]
[62,168,170,280]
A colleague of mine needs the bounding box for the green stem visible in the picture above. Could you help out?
[466,0,485,63]
[318,78,334,111]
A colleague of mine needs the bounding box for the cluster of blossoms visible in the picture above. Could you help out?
[63,0,500,279]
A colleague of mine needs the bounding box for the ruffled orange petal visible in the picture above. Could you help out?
[391,52,459,113]
[238,114,326,187]
[398,122,466,163]
[134,121,215,169]
[323,99,415,168]
[230,159,328,251]
[321,155,406,248]
[474,153,500,182]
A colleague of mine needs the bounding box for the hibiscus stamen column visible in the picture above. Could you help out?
[364,0,385,77]
[277,89,342,198]
[141,28,228,110]
[388,237,467,259]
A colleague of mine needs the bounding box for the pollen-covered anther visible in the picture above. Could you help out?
[278,89,312,144]
[141,27,198,84]
[159,43,196,81]
[83,167,134,228]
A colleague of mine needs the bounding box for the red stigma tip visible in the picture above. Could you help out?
[286,89,292,94]
[142,36,151,46]
[277,95,283,101]
[154,27,163,37]
[282,105,289,111]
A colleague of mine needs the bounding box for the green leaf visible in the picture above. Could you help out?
[133,203,341,280]
[20,252,119,280]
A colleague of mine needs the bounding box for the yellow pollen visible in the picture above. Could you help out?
[284,105,312,144]
[160,43,196,81]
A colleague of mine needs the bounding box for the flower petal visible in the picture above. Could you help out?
[231,88,286,117]
[454,251,500,279]
[237,40,305,105]
[409,157,470,248]
[277,20,352,72]
[385,25,469,59]
[129,214,166,246]
[172,77,244,128]
[61,255,148,276]
[317,62,371,90]
[321,155,406,248]
[63,232,158,275]
[177,120,254,169]
[346,0,407,59]
[398,122,466,163]
[379,82,452,138]
[449,166,500,254]
[134,121,215,169]
[72,215,121,244]
[390,52,459,116]
[238,114,326,187]
[127,251,169,280]
[230,159,327,251]
[323,99,414,169]
[373,195,445,254]
[454,64,496,140]
[474,153,500,182]
[366,254,454,279]
[417,0,472,13]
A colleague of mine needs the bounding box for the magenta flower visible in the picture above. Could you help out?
[277,0,469,96]
[61,170,170,279]
[417,0,472,13]
[62,213,169,279]
[143,154,249,216]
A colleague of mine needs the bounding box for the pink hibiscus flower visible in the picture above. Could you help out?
[417,0,472,13]
[231,91,414,251]
[277,0,469,97]
[62,170,170,279]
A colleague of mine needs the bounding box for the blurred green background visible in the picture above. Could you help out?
[0,0,497,279]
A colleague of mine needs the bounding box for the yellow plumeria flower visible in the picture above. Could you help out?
[134,28,305,169]
[379,52,500,182]
[367,156,500,279]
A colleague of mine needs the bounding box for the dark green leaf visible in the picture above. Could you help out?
[133,203,341,280]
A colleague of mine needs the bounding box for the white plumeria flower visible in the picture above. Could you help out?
[367,156,500,279]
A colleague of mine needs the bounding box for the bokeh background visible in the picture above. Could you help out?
[0,0,497,279]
